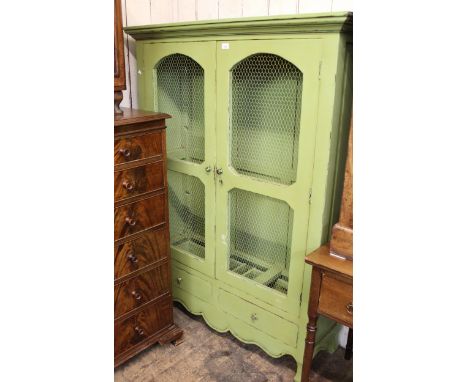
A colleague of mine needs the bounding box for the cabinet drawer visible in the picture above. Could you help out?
[114,193,166,241]
[114,161,165,202]
[172,265,212,303]
[218,289,298,347]
[115,228,169,281]
[318,273,353,326]
[114,264,170,318]
[114,296,173,357]
[114,131,163,165]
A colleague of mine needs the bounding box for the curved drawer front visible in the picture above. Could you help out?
[114,131,163,165]
[318,274,353,327]
[218,289,298,347]
[114,161,165,202]
[114,193,166,241]
[114,264,170,318]
[114,296,173,357]
[114,228,169,281]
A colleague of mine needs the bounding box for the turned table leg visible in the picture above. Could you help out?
[344,328,353,360]
[301,267,323,382]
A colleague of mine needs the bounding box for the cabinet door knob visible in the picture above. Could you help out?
[216,167,223,175]
[127,252,138,264]
[205,166,212,173]
[125,217,136,226]
[251,313,258,322]
[134,326,145,336]
[132,291,142,301]
[346,302,353,315]
[176,277,182,285]
[119,148,132,158]
[122,180,135,191]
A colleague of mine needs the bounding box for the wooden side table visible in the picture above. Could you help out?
[301,244,353,382]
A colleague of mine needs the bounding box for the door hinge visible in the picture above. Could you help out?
[318,61,322,80]
[308,188,312,204]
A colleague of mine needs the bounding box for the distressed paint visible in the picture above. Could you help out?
[127,13,352,382]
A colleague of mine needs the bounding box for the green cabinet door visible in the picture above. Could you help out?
[143,41,217,277]
[214,39,323,316]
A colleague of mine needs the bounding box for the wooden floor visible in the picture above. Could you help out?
[115,303,353,382]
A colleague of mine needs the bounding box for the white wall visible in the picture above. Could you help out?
[120,0,352,108]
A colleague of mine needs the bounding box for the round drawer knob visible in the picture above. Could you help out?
[216,168,223,175]
[205,166,212,173]
[125,217,137,226]
[127,252,138,264]
[132,291,142,301]
[346,302,353,315]
[119,148,132,158]
[134,326,145,336]
[176,277,182,285]
[122,180,135,191]
[251,313,258,322]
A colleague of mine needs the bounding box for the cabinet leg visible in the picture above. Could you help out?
[344,328,353,360]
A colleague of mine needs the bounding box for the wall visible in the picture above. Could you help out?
[120,0,353,108]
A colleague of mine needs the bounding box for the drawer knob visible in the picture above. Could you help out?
[216,167,223,175]
[251,313,258,322]
[125,217,137,226]
[134,326,145,336]
[346,302,353,315]
[205,166,212,173]
[176,277,182,285]
[132,291,142,301]
[122,180,135,191]
[127,252,138,264]
[119,148,132,158]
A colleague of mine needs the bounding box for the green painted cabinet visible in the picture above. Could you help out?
[126,12,352,381]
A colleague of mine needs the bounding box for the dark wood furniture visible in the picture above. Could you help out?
[114,108,183,367]
[301,117,353,382]
[114,0,126,114]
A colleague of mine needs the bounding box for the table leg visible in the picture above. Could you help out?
[344,328,353,360]
[301,266,322,382]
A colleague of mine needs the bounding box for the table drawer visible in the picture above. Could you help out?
[114,131,163,165]
[114,228,169,281]
[318,273,353,326]
[114,193,166,241]
[218,289,298,347]
[114,161,165,202]
[114,296,173,357]
[114,263,170,319]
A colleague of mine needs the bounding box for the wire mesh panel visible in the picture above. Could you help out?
[168,170,205,259]
[230,54,303,185]
[228,188,293,294]
[156,54,205,163]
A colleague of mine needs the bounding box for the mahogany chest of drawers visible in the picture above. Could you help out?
[114,108,183,367]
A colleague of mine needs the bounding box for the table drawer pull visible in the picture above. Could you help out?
[346,302,353,315]
[125,217,137,226]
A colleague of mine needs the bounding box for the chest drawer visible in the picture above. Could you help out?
[114,193,166,241]
[318,273,353,327]
[114,131,163,165]
[114,161,165,202]
[114,264,170,318]
[114,295,173,357]
[115,228,168,281]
